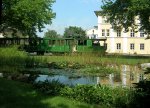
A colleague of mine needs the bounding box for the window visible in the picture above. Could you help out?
[130,43,134,50]
[130,30,135,37]
[49,40,55,45]
[102,29,105,36]
[140,30,144,37]
[59,40,65,45]
[117,29,121,37]
[78,40,87,46]
[140,43,144,50]
[116,43,121,50]
[107,29,109,36]
[92,41,99,46]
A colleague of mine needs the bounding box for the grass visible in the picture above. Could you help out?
[0,46,150,74]
[0,78,94,108]
[35,54,150,66]
[1,46,149,66]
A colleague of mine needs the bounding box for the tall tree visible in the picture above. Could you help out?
[64,26,86,39]
[44,30,60,38]
[101,0,150,36]
[1,0,55,37]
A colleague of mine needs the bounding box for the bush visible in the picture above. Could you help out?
[33,79,65,96]
[61,84,134,107]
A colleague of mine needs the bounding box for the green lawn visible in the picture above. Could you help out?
[0,78,94,108]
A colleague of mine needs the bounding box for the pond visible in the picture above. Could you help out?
[0,65,146,87]
[33,65,145,87]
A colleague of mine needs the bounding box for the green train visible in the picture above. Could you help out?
[0,37,107,55]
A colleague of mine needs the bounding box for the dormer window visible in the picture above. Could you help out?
[140,30,144,37]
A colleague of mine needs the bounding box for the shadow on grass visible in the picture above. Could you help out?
[0,78,92,108]
[0,78,52,108]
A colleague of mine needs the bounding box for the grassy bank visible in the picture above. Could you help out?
[1,47,149,67]
[35,53,150,66]
[0,47,46,73]
[0,78,94,108]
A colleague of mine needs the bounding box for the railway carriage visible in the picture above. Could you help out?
[0,37,106,55]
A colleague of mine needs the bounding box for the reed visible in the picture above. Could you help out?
[35,54,150,66]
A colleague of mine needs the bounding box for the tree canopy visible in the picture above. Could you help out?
[44,30,60,38]
[64,26,86,39]
[101,0,150,35]
[1,0,55,37]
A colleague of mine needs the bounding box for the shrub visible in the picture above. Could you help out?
[33,79,65,96]
[60,84,134,107]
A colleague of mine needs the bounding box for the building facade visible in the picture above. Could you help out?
[86,26,98,39]
[95,11,150,55]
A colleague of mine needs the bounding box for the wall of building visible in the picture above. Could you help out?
[106,37,150,55]
[96,14,150,55]
[86,27,98,39]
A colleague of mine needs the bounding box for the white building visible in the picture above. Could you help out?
[95,11,150,55]
[86,26,98,39]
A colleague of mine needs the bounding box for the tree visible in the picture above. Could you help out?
[101,0,150,36]
[44,30,60,38]
[1,0,55,37]
[64,26,87,39]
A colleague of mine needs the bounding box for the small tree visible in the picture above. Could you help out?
[44,30,60,38]
[64,26,87,39]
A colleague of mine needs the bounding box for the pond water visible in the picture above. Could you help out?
[0,65,146,87]
[34,65,146,87]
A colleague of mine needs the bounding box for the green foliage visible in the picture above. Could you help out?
[34,80,65,96]
[0,46,27,67]
[48,62,85,69]
[64,26,87,39]
[44,30,61,38]
[0,78,93,108]
[80,66,119,76]
[101,0,150,35]
[32,80,135,107]
[2,0,55,37]
[0,46,47,73]
[61,84,134,107]
[128,67,150,107]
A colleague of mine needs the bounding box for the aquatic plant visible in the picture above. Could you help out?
[79,66,120,76]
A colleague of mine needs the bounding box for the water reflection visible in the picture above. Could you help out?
[35,75,97,86]
[35,65,145,87]
[0,65,146,87]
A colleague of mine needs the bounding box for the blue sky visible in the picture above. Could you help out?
[37,0,102,37]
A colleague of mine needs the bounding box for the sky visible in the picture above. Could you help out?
[37,0,102,37]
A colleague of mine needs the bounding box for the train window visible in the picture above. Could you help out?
[78,40,87,46]
[59,40,65,45]
[49,40,55,45]
[92,40,100,46]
